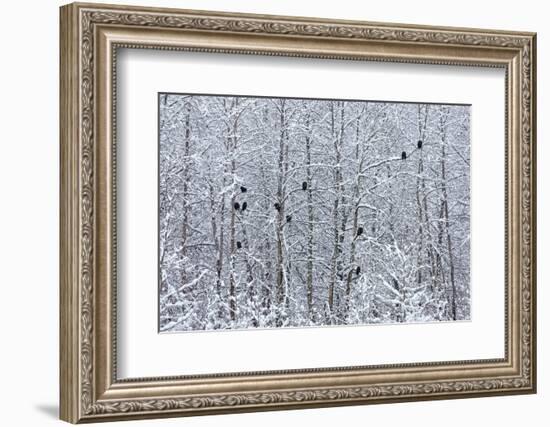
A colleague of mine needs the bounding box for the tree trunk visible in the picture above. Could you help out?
[179,104,192,301]
[438,112,458,320]
[328,102,345,323]
[275,99,288,326]
[345,115,363,315]
[305,113,315,320]
[228,98,239,322]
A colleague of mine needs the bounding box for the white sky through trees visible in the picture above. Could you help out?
[159,93,471,332]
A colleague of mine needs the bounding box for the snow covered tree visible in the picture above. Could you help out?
[159,94,471,332]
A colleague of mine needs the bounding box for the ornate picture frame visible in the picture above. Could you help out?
[60,2,536,423]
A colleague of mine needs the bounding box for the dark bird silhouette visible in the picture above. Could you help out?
[240,186,247,193]
[302,181,307,191]
[241,202,247,212]
[236,241,242,249]
[274,202,281,211]
[392,278,399,290]
[417,140,423,149]
[401,151,407,160]
[355,266,361,275]
[286,215,292,223]
[233,202,240,210]
[356,226,364,237]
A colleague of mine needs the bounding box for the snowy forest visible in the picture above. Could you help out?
[158,93,471,333]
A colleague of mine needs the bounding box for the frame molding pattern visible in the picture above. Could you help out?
[60,3,536,422]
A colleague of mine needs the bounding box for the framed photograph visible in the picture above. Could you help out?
[60,2,537,423]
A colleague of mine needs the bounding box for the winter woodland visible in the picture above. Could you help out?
[159,94,471,332]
